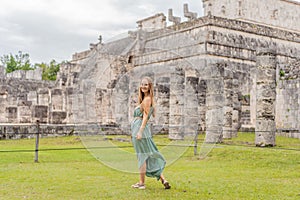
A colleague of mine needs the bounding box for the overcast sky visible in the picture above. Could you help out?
[0,0,203,64]
[1,0,299,64]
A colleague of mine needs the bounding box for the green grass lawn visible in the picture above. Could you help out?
[0,133,299,200]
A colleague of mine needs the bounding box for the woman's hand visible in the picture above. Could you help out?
[136,131,142,140]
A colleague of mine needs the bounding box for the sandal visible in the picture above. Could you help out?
[131,182,146,189]
[162,180,171,189]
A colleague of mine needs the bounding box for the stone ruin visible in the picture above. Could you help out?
[0,0,300,146]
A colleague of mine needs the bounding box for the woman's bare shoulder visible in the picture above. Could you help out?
[141,96,151,108]
[143,96,151,102]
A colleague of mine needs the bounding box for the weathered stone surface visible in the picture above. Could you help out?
[51,89,63,111]
[32,105,48,123]
[223,71,234,138]
[6,107,18,123]
[114,74,130,129]
[50,111,67,124]
[255,49,276,146]
[255,119,276,146]
[6,68,42,80]
[169,67,185,139]
[205,67,225,142]
[203,0,300,32]
[256,84,276,100]
[137,13,166,31]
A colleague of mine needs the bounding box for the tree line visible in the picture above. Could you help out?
[0,51,61,81]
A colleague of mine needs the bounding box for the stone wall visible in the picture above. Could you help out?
[0,67,58,125]
[0,124,75,140]
[202,0,300,32]
[6,68,43,80]
[0,77,55,124]
[276,60,300,138]
[136,13,167,31]
[0,66,76,138]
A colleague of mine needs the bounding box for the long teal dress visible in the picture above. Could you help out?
[131,106,166,180]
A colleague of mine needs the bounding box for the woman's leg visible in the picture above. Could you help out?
[131,162,146,189]
[160,174,166,183]
[139,162,146,185]
[160,173,171,189]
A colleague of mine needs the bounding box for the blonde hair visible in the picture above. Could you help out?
[138,76,155,117]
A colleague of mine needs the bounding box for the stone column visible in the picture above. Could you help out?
[95,88,104,124]
[105,89,115,125]
[50,88,66,124]
[184,77,199,138]
[18,101,32,123]
[197,80,207,132]
[65,87,74,123]
[223,67,234,138]
[169,67,185,139]
[51,89,63,111]
[83,81,97,124]
[99,89,113,125]
[128,80,139,125]
[155,77,170,134]
[232,72,241,137]
[0,86,9,123]
[205,63,224,143]
[73,81,98,132]
[37,88,49,106]
[73,90,84,124]
[114,75,129,130]
[255,49,276,147]
[250,66,256,129]
[17,93,28,123]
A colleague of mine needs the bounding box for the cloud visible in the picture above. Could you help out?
[0,0,200,64]
[2,0,299,64]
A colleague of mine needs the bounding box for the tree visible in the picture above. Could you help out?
[35,60,60,81]
[0,51,35,73]
[1,51,61,81]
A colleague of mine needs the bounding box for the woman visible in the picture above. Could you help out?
[131,77,171,190]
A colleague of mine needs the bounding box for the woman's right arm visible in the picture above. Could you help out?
[136,97,151,140]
